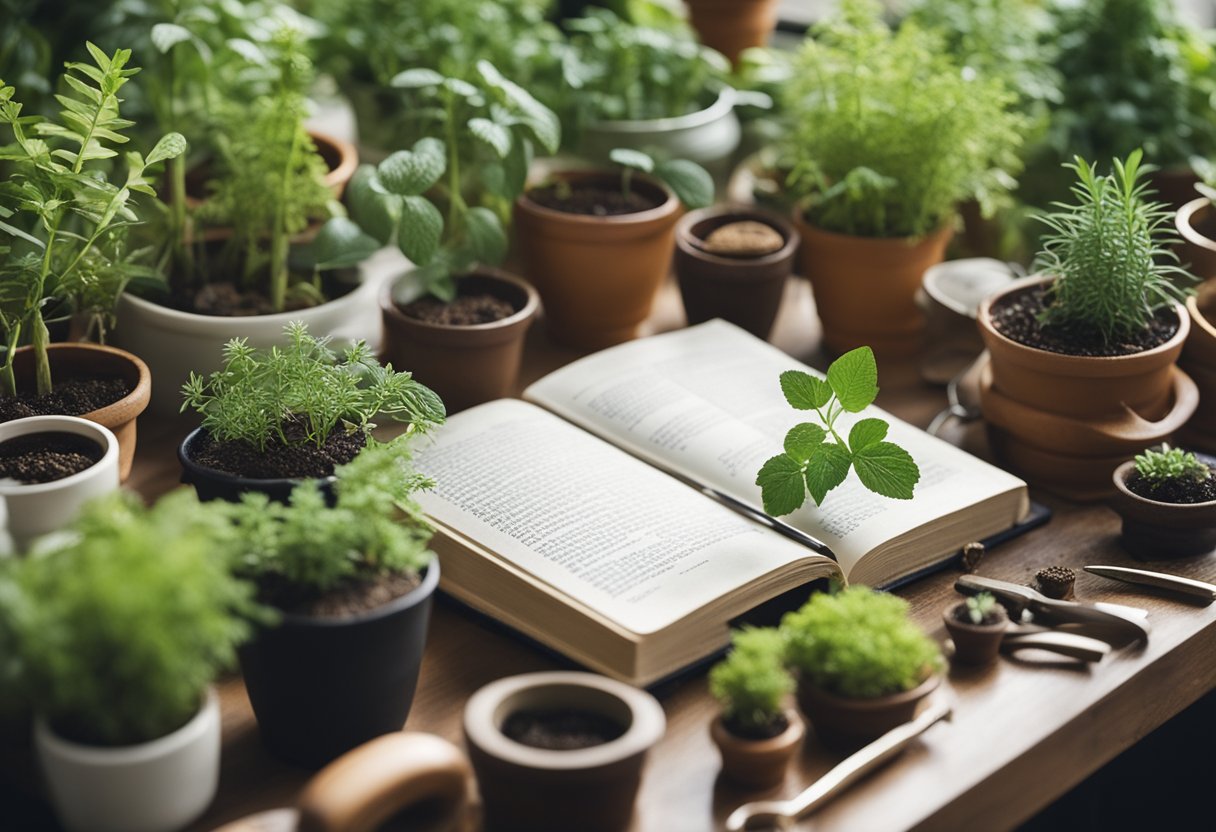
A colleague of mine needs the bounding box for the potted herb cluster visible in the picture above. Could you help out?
[942,591,1008,667]
[978,152,1198,500]
[1180,280,1216,451]
[1111,445,1216,559]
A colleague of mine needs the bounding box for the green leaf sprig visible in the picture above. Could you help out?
[756,347,919,515]
[608,147,713,210]
[1133,445,1211,492]
[964,592,1001,625]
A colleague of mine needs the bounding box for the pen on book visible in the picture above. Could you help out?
[700,486,838,562]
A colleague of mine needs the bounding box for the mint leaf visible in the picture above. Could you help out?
[852,442,920,500]
[379,138,446,196]
[308,217,381,270]
[756,454,806,516]
[654,158,714,209]
[848,418,888,452]
[397,195,443,266]
[784,423,826,461]
[469,118,512,159]
[609,148,653,172]
[827,346,878,412]
[804,443,852,505]
[464,207,508,266]
[780,370,832,410]
[390,68,445,89]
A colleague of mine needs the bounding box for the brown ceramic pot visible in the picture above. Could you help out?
[674,205,798,339]
[942,603,1008,666]
[709,710,803,790]
[311,130,359,198]
[1175,199,1216,282]
[795,673,940,752]
[463,672,665,832]
[514,171,680,350]
[380,269,538,413]
[1110,457,1216,559]
[9,343,149,482]
[794,214,953,355]
[1148,165,1201,212]
[1180,283,1216,452]
[685,0,780,65]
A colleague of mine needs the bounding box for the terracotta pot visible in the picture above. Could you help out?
[514,171,681,349]
[796,674,940,752]
[1148,165,1200,212]
[1110,457,1216,559]
[9,343,149,481]
[178,427,338,505]
[1180,284,1216,452]
[709,710,803,790]
[380,269,538,413]
[942,603,1008,666]
[685,0,780,65]
[311,130,359,198]
[1175,199,1216,282]
[674,205,798,340]
[794,214,953,355]
[463,672,665,832]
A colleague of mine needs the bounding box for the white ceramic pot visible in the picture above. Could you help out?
[36,688,221,832]
[0,416,119,552]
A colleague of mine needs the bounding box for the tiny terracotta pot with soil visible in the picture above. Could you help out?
[943,602,1008,667]
[464,672,665,832]
[709,709,803,790]
[796,673,940,752]
[239,562,439,768]
[514,170,681,350]
[685,0,780,66]
[1110,455,1216,559]
[1180,282,1216,452]
[380,269,539,413]
[674,205,798,340]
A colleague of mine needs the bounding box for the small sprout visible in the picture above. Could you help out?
[965,592,999,625]
[1133,445,1211,492]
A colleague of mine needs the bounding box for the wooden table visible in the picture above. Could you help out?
[117,277,1216,832]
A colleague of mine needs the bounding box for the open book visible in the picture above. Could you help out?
[414,321,1029,685]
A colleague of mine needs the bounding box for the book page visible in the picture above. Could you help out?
[525,320,1026,576]
[413,399,829,635]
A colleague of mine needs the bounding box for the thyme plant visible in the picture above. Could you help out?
[1133,445,1211,492]
[709,627,794,735]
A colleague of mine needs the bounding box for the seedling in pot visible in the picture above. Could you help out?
[961,592,1003,626]
[709,627,794,740]
[608,148,713,211]
[1127,445,1215,504]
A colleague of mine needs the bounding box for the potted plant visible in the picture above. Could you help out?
[515,148,713,349]
[6,490,257,832]
[1111,445,1216,559]
[463,671,665,832]
[674,204,798,339]
[218,436,442,767]
[1180,280,1216,451]
[782,586,944,751]
[779,0,1025,354]
[708,627,803,790]
[178,321,444,503]
[942,591,1008,667]
[978,151,1198,500]
[0,44,184,477]
[684,0,781,67]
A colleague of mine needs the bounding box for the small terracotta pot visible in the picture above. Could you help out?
[380,269,538,413]
[1110,457,1216,559]
[685,0,780,65]
[311,130,359,198]
[943,603,1008,666]
[1175,199,1216,283]
[514,171,681,350]
[9,343,150,482]
[709,710,803,790]
[463,672,665,832]
[1180,284,1216,452]
[795,673,940,752]
[674,205,798,340]
[794,214,953,355]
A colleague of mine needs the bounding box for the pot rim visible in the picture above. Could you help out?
[270,559,440,628]
[799,671,941,710]
[1111,457,1216,512]
[518,170,680,228]
[675,204,799,269]
[587,86,736,134]
[1188,283,1216,343]
[380,268,540,334]
[178,426,339,492]
[942,602,1009,634]
[309,128,359,191]
[14,342,151,426]
[0,415,119,495]
[710,708,804,751]
[464,671,665,771]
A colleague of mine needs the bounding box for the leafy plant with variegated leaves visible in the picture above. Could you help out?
[608,148,713,210]
[756,347,919,514]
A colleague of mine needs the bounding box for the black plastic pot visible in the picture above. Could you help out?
[238,561,440,768]
[178,427,337,504]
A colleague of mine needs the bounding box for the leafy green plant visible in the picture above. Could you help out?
[964,592,1001,625]
[608,148,713,210]
[781,586,943,699]
[181,321,445,452]
[709,627,793,735]
[781,0,1025,238]
[5,490,258,746]
[1133,445,1211,491]
[1035,150,1191,343]
[0,44,185,396]
[756,347,919,515]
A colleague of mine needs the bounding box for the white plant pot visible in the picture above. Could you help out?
[35,688,221,832]
[0,416,119,552]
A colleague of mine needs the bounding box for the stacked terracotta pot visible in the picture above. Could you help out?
[1179,281,1216,452]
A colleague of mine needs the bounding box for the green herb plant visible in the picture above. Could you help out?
[781,586,943,699]
[1133,445,1212,492]
[708,627,794,736]
[756,347,920,515]
[0,44,185,396]
[181,321,445,452]
[964,592,1001,626]
[607,148,713,210]
[1035,150,1192,344]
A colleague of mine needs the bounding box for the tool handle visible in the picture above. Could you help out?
[1001,631,1111,662]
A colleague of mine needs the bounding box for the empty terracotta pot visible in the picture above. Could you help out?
[794,214,953,355]
[380,269,539,413]
[1180,283,1216,452]
[796,674,940,752]
[1111,456,1216,559]
[1175,199,1216,282]
[942,602,1008,666]
[685,0,780,66]
[709,710,803,790]
[514,171,680,350]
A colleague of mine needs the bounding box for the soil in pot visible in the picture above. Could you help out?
[722,712,789,741]
[400,293,515,326]
[695,221,784,258]
[0,432,103,484]
[526,183,662,217]
[161,269,360,318]
[502,709,627,750]
[0,377,133,423]
[190,422,366,480]
[1126,463,1216,504]
[259,571,422,619]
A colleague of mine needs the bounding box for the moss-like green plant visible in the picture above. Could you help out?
[782,586,943,699]
[709,627,793,734]
[1035,150,1192,343]
[1133,445,1211,491]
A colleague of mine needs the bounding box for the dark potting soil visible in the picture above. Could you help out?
[528,184,662,217]
[724,711,790,741]
[989,284,1178,357]
[502,708,627,750]
[1127,466,1216,504]
[0,376,131,422]
[951,603,1006,628]
[191,425,366,480]
[163,271,359,318]
[401,293,516,326]
[0,432,103,483]
[261,571,423,619]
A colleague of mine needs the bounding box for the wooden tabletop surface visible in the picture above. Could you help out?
[116,276,1216,832]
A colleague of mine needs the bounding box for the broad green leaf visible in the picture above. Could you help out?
[397,195,443,266]
[347,165,397,245]
[469,118,511,158]
[151,23,192,54]
[226,38,266,66]
[309,217,381,269]
[756,454,806,517]
[476,60,560,154]
[654,158,714,209]
[779,370,832,410]
[390,68,445,89]
[848,418,888,452]
[852,442,919,500]
[502,130,533,197]
[378,138,446,196]
[609,148,653,173]
[784,423,826,461]
[464,207,508,266]
[146,132,186,166]
[804,443,852,505]
[826,346,878,412]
